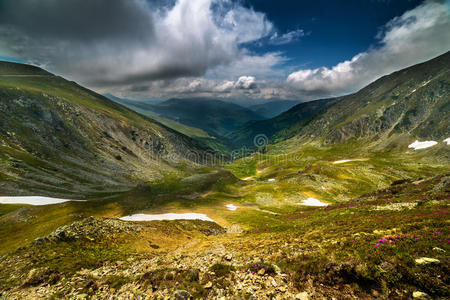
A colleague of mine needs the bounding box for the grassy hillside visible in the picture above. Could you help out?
[229,51,449,151]
[146,98,265,137]
[106,96,212,139]
[0,61,52,76]
[0,54,449,299]
[227,97,338,148]
[106,95,234,153]
[294,51,450,146]
[248,100,302,118]
[0,61,212,197]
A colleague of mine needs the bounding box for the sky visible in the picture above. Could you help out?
[0,0,449,102]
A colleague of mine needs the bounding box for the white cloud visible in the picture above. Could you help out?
[269,29,305,45]
[214,81,234,92]
[0,0,275,87]
[2,0,448,102]
[234,76,257,89]
[287,0,450,97]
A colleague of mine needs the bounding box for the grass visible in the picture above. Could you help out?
[224,141,450,206]
[1,60,449,298]
[0,168,448,297]
[210,263,235,277]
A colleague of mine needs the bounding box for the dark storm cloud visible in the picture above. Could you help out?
[0,0,274,88]
[0,0,154,44]
[90,64,209,86]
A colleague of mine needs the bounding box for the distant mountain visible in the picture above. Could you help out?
[104,94,164,106]
[229,51,450,149]
[105,95,212,140]
[248,100,302,118]
[141,98,265,137]
[226,98,338,147]
[293,50,450,147]
[0,61,211,197]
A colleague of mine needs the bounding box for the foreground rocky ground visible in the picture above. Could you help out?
[0,173,449,299]
[0,217,374,299]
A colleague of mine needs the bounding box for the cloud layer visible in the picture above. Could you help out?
[0,0,275,87]
[287,0,450,98]
[0,0,448,101]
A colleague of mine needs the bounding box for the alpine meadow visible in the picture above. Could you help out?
[0,0,449,299]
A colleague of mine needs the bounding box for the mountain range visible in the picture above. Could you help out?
[109,97,266,138]
[0,51,449,299]
[228,50,449,149]
[0,62,211,197]
[247,100,302,118]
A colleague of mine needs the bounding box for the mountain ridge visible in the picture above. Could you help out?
[147,98,266,137]
[0,61,214,197]
[228,50,450,150]
[293,50,450,146]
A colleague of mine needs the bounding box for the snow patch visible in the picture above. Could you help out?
[0,196,85,206]
[332,159,366,164]
[298,197,329,207]
[120,213,215,222]
[268,178,276,182]
[408,140,437,150]
[226,204,238,211]
[333,159,354,164]
[444,138,450,145]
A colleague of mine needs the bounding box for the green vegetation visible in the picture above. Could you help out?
[0,61,212,197]
[210,263,235,277]
[0,53,449,298]
[143,98,265,137]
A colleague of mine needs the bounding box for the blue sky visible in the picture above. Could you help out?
[0,0,448,101]
[245,0,423,69]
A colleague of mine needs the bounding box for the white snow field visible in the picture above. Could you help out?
[408,140,438,150]
[298,197,329,207]
[0,196,85,206]
[120,213,215,222]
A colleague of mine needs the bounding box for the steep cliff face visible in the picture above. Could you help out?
[0,62,211,197]
[296,51,450,145]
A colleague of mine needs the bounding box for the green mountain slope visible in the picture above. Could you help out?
[106,95,234,152]
[229,51,449,150]
[294,51,450,147]
[0,61,212,197]
[226,97,338,148]
[106,95,211,139]
[247,100,302,118]
[145,98,265,137]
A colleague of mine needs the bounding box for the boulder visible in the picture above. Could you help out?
[412,291,429,299]
[295,292,309,300]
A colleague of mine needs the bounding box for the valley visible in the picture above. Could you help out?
[0,51,449,299]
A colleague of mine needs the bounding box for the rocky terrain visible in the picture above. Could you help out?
[229,51,450,149]
[296,51,450,146]
[0,53,449,299]
[0,61,213,197]
[0,172,449,299]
